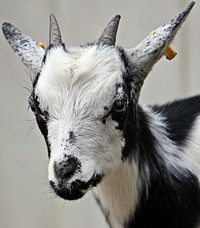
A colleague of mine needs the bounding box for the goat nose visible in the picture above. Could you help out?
[54,157,78,180]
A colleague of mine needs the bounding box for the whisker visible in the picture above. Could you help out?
[45,194,58,201]
[17,118,35,122]
[12,78,32,94]
[43,187,54,196]
[25,123,36,138]
[18,76,33,89]
[43,186,59,201]
[59,201,67,215]
[23,68,35,85]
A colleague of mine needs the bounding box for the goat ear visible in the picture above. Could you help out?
[2,22,45,74]
[127,1,195,90]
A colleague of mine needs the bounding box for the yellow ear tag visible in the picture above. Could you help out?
[150,30,177,61]
[38,42,45,49]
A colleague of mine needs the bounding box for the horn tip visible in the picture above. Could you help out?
[2,22,11,32]
[188,1,195,8]
[49,14,56,21]
[113,15,121,22]
[186,1,195,13]
[2,22,19,39]
[49,13,62,46]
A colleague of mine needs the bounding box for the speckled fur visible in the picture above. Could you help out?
[2,2,198,228]
[2,22,45,73]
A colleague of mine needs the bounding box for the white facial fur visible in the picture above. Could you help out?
[35,44,126,187]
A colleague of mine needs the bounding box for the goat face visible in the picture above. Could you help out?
[2,2,194,200]
[32,44,128,200]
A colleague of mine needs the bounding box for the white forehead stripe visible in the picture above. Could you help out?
[35,45,125,117]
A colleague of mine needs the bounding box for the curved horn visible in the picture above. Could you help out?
[98,15,121,46]
[127,1,195,91]
[49,14,62,46]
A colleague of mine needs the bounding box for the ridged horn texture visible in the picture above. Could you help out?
[49,14,62,46]
[98,15,121,46]
[127,1,195,93]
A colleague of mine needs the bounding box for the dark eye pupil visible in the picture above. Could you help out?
[30,105,38,114]
[113,100,126,112]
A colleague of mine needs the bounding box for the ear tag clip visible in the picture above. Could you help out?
[38,41,45,49]
[150,30,177,60]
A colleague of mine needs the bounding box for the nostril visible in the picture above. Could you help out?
[54,157,78,180]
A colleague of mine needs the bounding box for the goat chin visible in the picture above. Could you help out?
[50,174,103,200]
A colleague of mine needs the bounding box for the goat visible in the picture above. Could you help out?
[2,2,200,228]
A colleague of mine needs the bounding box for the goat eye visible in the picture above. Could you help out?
[113,100,127,113]
[30,104,39,115]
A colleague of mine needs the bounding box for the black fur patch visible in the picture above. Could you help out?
[35,112,50,157]
[126,170,200,228]
[69,131,76,144]
[29,92,50,157]
[111,94,200,227]
[50,174,103,200]
[33,72,40,89]
[54,156,80,180]
[122,97,200,227]
[121,101,200,227]
[152,96,200,147]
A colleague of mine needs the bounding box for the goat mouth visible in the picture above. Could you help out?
[50,174,103,200]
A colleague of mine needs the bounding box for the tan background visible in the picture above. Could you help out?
[0,0,200,227]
